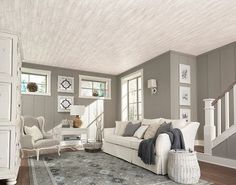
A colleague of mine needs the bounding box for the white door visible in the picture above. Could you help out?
[0,130,10,169]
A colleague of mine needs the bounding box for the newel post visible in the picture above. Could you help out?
[203,99,216,155]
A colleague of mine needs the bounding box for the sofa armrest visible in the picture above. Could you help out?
[155,133,171,156]
[104,128,115,138]
[20,135,34,149]
[181,122,200,151]
[43,132,53,139]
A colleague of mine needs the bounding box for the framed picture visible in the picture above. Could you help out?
[179,64,191,84]
[58,96,74,112]
[179,86,191,106]
[180,109,191,122]
[58,76,74,93]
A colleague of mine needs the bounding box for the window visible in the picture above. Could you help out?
[121,69,143,121]
[21,68,51,96]
[79,75,111,99]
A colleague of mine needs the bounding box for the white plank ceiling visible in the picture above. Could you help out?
[1,0,236,74]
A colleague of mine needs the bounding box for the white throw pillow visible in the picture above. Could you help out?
[114,121,128,136]
[161,118,187,129]
[142,118,162,125]
[134,125,149,139]
[24,125,43,141]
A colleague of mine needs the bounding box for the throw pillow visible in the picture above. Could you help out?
[134,125,149,139]
[161,118,187,129]
[114,121,129,136]
[155,122,173,136]
[123,122,141,136]
[143,122,162,139]
[24,125,43,141]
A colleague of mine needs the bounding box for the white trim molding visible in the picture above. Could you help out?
[197,152,236,169]
[21,67,51,96]
[195,140,204,146]
[79,75,111,100]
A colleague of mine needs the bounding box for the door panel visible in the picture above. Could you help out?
[0,83,11,122]
[0,130,10,168]
[0,37,12,77]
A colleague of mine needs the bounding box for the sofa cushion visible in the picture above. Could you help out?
[143,123,162,139]
[34,139,60,148]
[104,134,142,150]
[123,122,141,136]
[161,118,187,129]
[115,121,129,136]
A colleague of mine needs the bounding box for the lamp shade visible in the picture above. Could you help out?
[70,105,85,116]
[147,79,157,88]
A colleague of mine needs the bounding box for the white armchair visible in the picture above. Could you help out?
[20,116,61,161]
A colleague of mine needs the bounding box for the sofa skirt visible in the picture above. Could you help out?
[102,141,167,175]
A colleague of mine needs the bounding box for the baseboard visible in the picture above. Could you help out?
[195,140,204,146]
[197,152,236,169]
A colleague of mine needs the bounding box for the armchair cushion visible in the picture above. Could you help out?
[34,139,60,149]
[24,125,43,141]
[20,135,34,149]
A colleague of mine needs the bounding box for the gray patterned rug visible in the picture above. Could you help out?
[28,151,212,185]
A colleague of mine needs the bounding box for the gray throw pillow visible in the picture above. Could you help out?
[123,122,141,136]
[155,122,172,137]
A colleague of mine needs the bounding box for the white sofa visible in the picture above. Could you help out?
[103,119,200,175]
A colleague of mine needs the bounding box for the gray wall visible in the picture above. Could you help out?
[197,42,236,159]
[170,51,198,125]
[21,63,118,131]
[117,52,171,120]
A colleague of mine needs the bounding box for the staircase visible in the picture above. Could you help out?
[204,81,236,155]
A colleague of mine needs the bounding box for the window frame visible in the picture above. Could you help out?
[121,69,144,121]
[79,75,111,100]
[21,67,51,96]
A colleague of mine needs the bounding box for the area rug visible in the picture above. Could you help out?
[28,151,212,185]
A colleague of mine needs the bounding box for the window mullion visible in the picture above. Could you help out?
[136,77,139,120]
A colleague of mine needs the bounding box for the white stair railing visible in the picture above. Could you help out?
[204,82,236,155]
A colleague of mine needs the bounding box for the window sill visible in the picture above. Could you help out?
[79,95,111,100]
[21,92,51,96]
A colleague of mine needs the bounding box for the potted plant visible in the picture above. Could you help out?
[27,82,38,92]
[92,90,99,97]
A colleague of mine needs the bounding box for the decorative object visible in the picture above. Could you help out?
[28,152,210,185]
[27,82,38,92]
[58,76,74,93]
[58,96,74,112]
[168,150,200,184]
[70,105,85,128]
[147,79,157,94]
[179,86,191,106]
[83,142,103,152]
[92,90,99,97]
[179,64,191,84]
[180,109,191,122]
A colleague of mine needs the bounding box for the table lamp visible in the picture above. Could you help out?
[70,105,85,128]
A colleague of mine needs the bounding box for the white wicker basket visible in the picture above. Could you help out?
[168,150,200,184]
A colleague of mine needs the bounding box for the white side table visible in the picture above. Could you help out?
[168,150,200,184]
[54,127,89,149]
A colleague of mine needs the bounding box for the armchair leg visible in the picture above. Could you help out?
[36,149,40,161]
[57,145,61,156]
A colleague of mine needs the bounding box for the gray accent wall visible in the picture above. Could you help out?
[170,51,197,126]
[117,52,171,120]
[21,63,118,131]
[197,42,236,160]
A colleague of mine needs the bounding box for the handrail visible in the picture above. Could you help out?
[212,80,236,106]
[86,112,104,128]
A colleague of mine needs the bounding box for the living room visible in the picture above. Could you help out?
[0,1,236,185]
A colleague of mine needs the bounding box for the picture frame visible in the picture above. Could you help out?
[180,108,191,122]
[58,96,74,112]
[179,64,191,84]
[58,76,74,93]
[179,86,191,106]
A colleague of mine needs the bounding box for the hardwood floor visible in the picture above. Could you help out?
[0,149,236,185]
